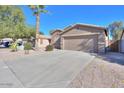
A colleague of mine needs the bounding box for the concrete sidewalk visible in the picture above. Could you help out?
[0,50,95,88]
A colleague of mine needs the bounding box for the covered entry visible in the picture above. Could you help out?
[62,34,98,53]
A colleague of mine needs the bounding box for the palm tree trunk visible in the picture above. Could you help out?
[35,14,40,49]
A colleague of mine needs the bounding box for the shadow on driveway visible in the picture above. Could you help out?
[96,52,124,65]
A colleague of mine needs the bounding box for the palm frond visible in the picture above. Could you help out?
[28,5,36,10]
[40,10,48,13]
[33,11,39,16]
[39,5,46,9]
[29,5,48,15]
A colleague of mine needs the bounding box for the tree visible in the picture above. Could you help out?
[0,5,38,43]
[0,5,25,40]
[107,21,123,40]
[24,26,36,39]
[29,5,48,49]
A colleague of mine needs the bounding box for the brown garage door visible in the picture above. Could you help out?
[63,35,98,53]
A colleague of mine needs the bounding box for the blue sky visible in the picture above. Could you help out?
[21,5,124,35]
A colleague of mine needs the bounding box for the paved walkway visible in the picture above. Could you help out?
[0,50,95,88]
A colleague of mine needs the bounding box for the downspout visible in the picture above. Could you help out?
[104,29,108,53]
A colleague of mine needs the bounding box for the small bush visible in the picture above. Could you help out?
[24,42,32,50]
[10,42,17,52]
[46,45,53,51]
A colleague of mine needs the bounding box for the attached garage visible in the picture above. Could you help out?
[51,23,107,53]
[62,34,98,53]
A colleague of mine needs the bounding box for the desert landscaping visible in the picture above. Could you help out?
[69,54,124,88]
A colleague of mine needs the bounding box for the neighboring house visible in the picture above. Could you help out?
[108,30,124,53]
[51,23,108,53]
[120,30,124,53]
[37,35,51,49]
[50,29,63,49]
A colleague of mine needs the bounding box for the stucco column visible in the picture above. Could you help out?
[61,37,64,50]
[38,38,41,47]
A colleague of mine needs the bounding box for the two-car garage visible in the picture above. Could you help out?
[62,34,98,53]
[51,23,107,53]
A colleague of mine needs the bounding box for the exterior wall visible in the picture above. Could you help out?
[97,31,106,53]
[51,31,61,49]
[42,39,50,47]
[120,33,124,52]
[38,38,50,49]
[61,25,106,53]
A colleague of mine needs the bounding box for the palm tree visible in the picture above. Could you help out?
[29,5,48,49]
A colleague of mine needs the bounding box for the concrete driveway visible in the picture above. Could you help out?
[0,50,94,88]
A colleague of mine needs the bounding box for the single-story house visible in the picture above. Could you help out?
[51,23,108,53]
[37,35,51,49]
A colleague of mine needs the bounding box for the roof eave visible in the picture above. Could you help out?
[60,23,106,35]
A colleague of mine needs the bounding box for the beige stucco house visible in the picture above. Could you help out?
[51,23,108,53]
[37,35,51,49]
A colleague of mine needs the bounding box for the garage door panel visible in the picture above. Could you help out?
[63,35,98,53]
[77,39,94,52]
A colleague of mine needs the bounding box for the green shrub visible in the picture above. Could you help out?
[24,42,32,50]
[10,42,17,52]
[46,45,53,51]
